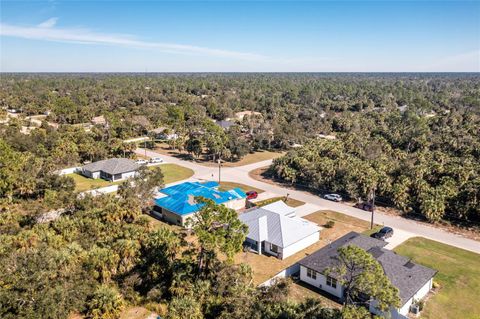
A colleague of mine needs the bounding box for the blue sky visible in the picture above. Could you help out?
[1,1,479,72]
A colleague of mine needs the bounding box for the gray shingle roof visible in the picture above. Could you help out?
[82,158,139,175]
[298,232,436,304]
[370,246,437,304]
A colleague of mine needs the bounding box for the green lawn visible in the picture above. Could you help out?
[254,196,305,208]
[221,150,284,167]
[153,163,194,184]
[394,237,480,319]
[68,173,114,192]
[218,181,264,193]
[69,164,193,192]
[362,224,383,237]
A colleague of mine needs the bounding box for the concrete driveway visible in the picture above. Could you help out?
[136,148,480,254]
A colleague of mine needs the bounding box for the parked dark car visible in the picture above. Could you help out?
[354,202,374,211]
[246,191,258,200]
[373,227,394,240]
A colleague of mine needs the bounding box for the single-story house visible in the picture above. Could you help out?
[239,201,321,259]
[151,127,178,140]
[153,181,246,226]
[260,200,296,218]
[81,158,139,182]
[298,232,436,319]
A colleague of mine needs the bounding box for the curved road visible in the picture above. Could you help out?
[137,148,480,254]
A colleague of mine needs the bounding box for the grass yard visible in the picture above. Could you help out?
[303,210,379,242]
[154,163,194,184]
[69,164,193,192]
[218,181,264,193]
[220,150,284,167]
[394,237,480,319]
[236,210,376,285]
[68,173,115,192]
[153,143,283,167]
[254,196,305,208]
[288,280,342,309]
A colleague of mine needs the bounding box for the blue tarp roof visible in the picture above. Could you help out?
[154,181,246,216]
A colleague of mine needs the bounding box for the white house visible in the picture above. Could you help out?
[151,127,178,140]
[261,200,296,217]
[81,158,139,182]
[298,232,436,319]
[239,201,321,259]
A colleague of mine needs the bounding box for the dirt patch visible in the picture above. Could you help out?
[304,210,376,242]
[235,238,329,285]
[235,210,375,285]
[120,307,153,319]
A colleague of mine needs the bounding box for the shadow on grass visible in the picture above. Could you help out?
[292,279,343,306]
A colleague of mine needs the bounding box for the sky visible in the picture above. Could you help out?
[1,1,479,72]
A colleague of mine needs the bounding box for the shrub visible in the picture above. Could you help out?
[324,220,335,228]
[85,285,125,319]
[418,299,425,311]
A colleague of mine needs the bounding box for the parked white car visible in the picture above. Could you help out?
[323,194,342,202]
[149,157,164,164]
[135,159,148,165]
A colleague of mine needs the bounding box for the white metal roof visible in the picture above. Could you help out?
[239,201,320,248]
[261,200,296,217]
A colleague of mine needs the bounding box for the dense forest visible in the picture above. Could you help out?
[1,73,479,225]
[0,73,478,318]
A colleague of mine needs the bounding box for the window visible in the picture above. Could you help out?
[270,243,278,253]
[326,275,337,288]
[307,268,317,280]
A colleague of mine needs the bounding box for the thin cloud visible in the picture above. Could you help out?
[426,50,480,72]
[0,20,266,61]
[38,17,58,28]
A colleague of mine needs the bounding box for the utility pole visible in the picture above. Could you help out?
[218,157,221,184]
[370,187,376,229]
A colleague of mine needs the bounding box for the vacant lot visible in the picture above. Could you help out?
[68,173,115,192]
[155,163,194,184]
[303,210,379,241]
[153,143,283,167]
[218,181,264,193]
[394,237,480,319]
[254,196,305,208]
[236,210,376,285]
[219,150,284,167]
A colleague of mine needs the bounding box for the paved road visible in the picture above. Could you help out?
[136,148,480,254]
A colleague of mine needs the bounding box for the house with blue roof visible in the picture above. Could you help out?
[153,181,247,226]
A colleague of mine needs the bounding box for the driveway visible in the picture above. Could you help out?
[135,148,480,254]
